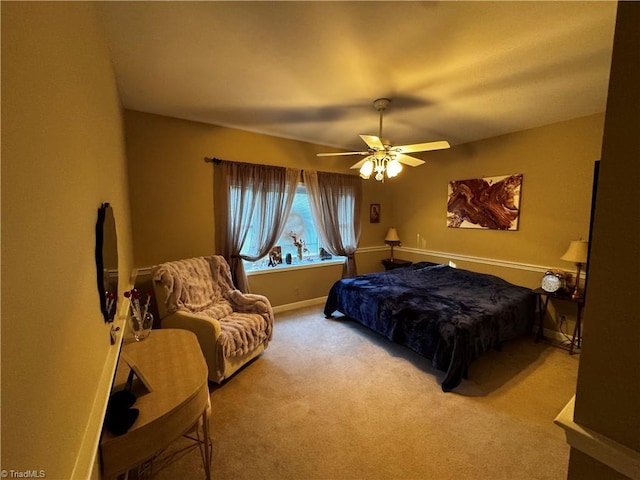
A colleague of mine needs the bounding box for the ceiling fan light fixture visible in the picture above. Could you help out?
[360,155,403,182]
[359,159,374,179]
[386,158,403,178]
[317,97,449,181]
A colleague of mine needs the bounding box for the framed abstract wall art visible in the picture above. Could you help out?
[447,174,523,230]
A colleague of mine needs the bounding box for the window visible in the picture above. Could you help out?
[242,184,339,271]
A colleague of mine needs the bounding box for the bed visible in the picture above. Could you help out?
[324,262,535,391]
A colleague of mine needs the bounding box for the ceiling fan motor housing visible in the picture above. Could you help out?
[373,98,391,111]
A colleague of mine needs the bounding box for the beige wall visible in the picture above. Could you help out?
[0,2,632,479]
[381,114,605,334]
[1,3,133,478]
[359,177,395,248]
[386,113,604,272]
[124,110,605,312]
[248,263,345,307]
[124,110,389,305]
[569,1,639,477]
[124,109,357,268]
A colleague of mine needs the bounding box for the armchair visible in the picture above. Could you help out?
[151,255,273,383]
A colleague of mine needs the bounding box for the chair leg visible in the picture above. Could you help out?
[200,397,213,480]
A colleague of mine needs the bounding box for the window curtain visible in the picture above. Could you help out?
[304,170,362,278]
[215,161,300,292]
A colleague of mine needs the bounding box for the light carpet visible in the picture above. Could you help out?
[154,305,579,480]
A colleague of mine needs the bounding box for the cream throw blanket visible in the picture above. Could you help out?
[153,256,274,357]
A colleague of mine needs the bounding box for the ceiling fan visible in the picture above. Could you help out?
[317,98,450,181]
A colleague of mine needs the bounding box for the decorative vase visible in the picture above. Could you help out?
[297,245,303,262]
[129,311,153,341]
[285,253,292,264]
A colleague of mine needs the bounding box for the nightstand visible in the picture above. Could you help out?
[533,287,585,355]
[382,259,412,271]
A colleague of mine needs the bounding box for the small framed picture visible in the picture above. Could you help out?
[370,204,381,223]
[269,246,282,265]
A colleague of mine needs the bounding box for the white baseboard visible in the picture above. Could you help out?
[72,315,127,479]
[555,397,640,479]
[74,274,136,480]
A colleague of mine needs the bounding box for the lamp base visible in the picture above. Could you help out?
[571,262,585,300]
[386,241,401,262]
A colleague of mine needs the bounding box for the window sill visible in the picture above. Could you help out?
[245,258,344,276]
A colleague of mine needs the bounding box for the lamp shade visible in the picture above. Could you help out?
[385,228,401,243]
[359,159,374,179]
[561,240,588,264]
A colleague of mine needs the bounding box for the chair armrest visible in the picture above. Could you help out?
[226,290,273,318]
[161,310,222,372]
[161,310,222,338]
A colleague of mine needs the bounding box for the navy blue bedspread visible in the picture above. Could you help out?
[324,263,535,391]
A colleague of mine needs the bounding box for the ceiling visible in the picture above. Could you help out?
[96,1,617,153]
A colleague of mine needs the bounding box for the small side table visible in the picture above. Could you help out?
[382,259,412,271]
[533,287,585,355]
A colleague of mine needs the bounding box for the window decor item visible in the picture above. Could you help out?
[319,247,332,260]
[370,203,380,223]
[289,232,309,261]
[447,174,523,230]
[125,288,153,341]
[268,246,282,267]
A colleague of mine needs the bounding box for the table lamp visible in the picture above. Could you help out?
[385,228,401,262]
[561,240,589,299]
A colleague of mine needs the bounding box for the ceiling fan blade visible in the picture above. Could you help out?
[395,153,425,167]
[316,151,369,157]
[350,158,370,170]
[394,140,451,154]
[360,135,385,150]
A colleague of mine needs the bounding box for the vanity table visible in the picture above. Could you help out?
[100,329,212,479]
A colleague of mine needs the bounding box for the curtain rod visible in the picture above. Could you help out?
[203,156,358,179]
[204,157,224,164]
[205,156,296,169]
